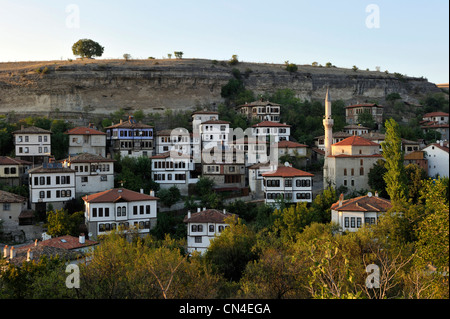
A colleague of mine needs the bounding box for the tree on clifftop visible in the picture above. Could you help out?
[72,39,104,58]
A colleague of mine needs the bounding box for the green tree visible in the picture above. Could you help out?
[368,159,388,198]
[72,39,104,59]
[174,51,184,59]
[45,209,84,237]
[205,218,258,281]
[382,118,408,204]
[157,186,181,208]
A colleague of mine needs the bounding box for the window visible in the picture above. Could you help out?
[3,203,11,211]
[195,236,202,243]
[285,179,292,187]
[344,217,349,228]
[357,217,362,228]
[209,225,214,232]
[360,167,364,175]
[140,205,144,215]
[350,217,356,228]
[105,208,110,217]
[117,206,122,216]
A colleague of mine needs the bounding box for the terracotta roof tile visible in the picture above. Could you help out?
[66,127,106,135]
[183,209,237,223]
[83,188,158,203]
[0,190,27,203]
[0,156,32,165]
[262,165,314,178]
[276,140,308,148]
[252,121,291,128]
[333,135,380,147]
[331,194,392,212]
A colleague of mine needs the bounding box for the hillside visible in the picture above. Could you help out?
[0,58,441,120]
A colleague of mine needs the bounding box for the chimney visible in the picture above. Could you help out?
[439,140,444,147]
[27,249,33,262]
[150,190,155,197]
[3,245,8,258]
[375,191,379,197]
[35,239,38,246]
[339,193,344,207]
[9,246,16,259]
[79,233,85,244]
[187,210,191,219]
[223,209,226,214]
[203,207,206,211]
[140,188,144,194]
[197,207,201,212]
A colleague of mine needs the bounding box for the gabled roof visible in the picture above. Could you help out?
[262,165,314,178]
[200,119,231,125]
[82,188,158,203]
[252,121,290,128]
[105,117,153,129]
[423,143,449,154]
[0,156,32,166]
[330,194,392,212]
[333,135,380,147]
[275,140,308,148]
[183,209,237,224]
[19,235,98,251]
[237,99,281,108]
[423,112,449,118]
[151,150,191,159]
[66,127,106,135]
[0,190,27,203]
[191,110,219,115]
[12,126,52,134]
[63,153,115,163]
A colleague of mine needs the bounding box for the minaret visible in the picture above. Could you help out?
[323,88,333,158]
[323,88,334,188]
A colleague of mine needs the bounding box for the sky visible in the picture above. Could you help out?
[0,0,448,84]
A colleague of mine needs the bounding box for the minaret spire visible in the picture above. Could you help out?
[323,87,334,189]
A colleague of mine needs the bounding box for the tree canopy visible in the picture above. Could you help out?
[72,39,104,58]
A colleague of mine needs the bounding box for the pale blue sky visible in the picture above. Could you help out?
[0,0,448,84]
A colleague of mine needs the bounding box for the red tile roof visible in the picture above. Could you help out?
[333,135,380,147]
[0,190,27,203]
[330,194,392,212]
[19,235,98,251]
[262,165,314,178]
[83,188,158,203]
[0,156,32,165]
[183,209,237,224]
[151,151,192,159]
[201,119,231,125]
[252,121,291,128]
[66,127,106,135]
[276,140,308,148]
[423,112,449,118]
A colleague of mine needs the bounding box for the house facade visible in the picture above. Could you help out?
[28,162,76,213]
[331,193,392,232]
[66,126,107,157]
[325,135,382,191]
[0,190,28,234]
[151,151,198,195]
[252,121,290,143]
[237,99,281,122]
[13,126,52,165]
[422,142,449,177]
[82,188,159,239]
[262,164,314,205]
[199,119,230,151]
[345,103,384,128]
[183,208,237,254]
[62,153,115,196]
[155,128,191,155]
[105,116,154,158]
[0,156,31,187]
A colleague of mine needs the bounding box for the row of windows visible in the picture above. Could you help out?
[159,136,189,143]
[17,135,49,143]
[74,164,111,173]
[343,217,376,228]
[81,175,108,183]
[18,146,49,154]
[33,175,72,186]
[118,130,153,137]
[191,224,227,233]
[153,173,186,181]
[91,204,152,218]
[39,189,72,199]
[254,128,288,134]
[98,220,151,232]
[3,167,18,175]
[119,141,153,149]
[265,192,311,200]
[154,161,187,169]
[265,179,312,188]
[251,107,279,114]
[203,125,227,132]
[343,167,364,176]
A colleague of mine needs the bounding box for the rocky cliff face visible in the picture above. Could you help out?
[0,58,440,119]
